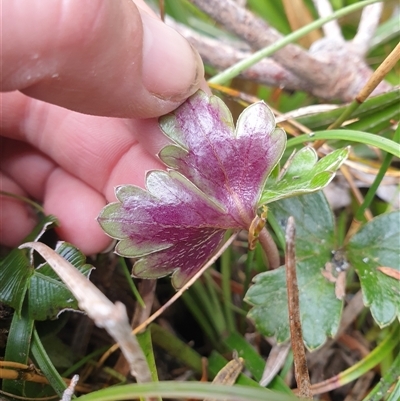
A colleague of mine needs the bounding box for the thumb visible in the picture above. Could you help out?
[2,0,204,118]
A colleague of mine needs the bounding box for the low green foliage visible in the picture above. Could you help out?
[246,192,342,350]
[347,212,400,326]
[0,224,93,320]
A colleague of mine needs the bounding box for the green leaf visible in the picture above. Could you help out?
[31,328,67,397]
[0,249,33,315]
[259,147,349,205]
[2,302,34,395]
[137,329,160,384]
[347,212,400,327]
[296,89,399,131]
[287,130,400,158]
[28,242,93,320]
[76,381,299,401]
[246,192,342,350]
[0,215,58,315]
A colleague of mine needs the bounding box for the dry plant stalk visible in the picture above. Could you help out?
[97,232,238,369]
[19,242,152,384]
[260,342,291,387]
[183,0,391,101]
[60,374,79,401]
[285,217,313,399]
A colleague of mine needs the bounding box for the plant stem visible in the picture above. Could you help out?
[221,245,236,333]
[258,227,280,269]
[286,130,400,158]
[31,328,68,397]
[362,351,400,401]
[355,125,400,222]
[310,325,399,394]
[119,257,145,308]
[327,41,400,130]
[284,217,312,399]
[96,233,239,371]
[311,41,399,150]
[208,0,381,85]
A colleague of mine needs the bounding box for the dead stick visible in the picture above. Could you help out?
[285,217,313,399]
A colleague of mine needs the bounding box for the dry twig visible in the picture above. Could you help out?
[97,232,238,367]
[60,375,79,401]
[18,242,152,384]
[285,217,313,399]
[167,18,307,91]
[312,0,344,40]
[352,3,384,57]
[185,0,391,100]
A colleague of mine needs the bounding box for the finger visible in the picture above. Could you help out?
[1,138,111,253]
[43,168,111,255]
[1,138,56,200]
[2,93,166,252]
[2,92,166,201]
[2,0,204,118]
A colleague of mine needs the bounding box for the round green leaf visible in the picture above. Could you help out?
[347,211,400,327]
[246,192,342,350]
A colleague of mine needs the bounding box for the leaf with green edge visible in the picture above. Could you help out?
[259,147,349,205]
[28,241,93,321]
[0,215,58,315]
[245,192,342,350]
[98,90,286,289]
[347,211,400,327]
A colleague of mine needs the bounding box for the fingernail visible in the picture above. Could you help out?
[141,12,204,102]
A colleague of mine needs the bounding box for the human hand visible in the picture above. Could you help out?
[1,0,205,254]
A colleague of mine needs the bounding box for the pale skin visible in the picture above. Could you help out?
[1,0,206,254]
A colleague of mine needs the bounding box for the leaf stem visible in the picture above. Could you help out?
[267,210,286,251]
[258,227,280,269]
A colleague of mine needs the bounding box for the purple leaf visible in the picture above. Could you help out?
[98,91,286,288]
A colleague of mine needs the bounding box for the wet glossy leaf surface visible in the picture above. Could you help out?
[245,192,342,350]
[347,211,400,327]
